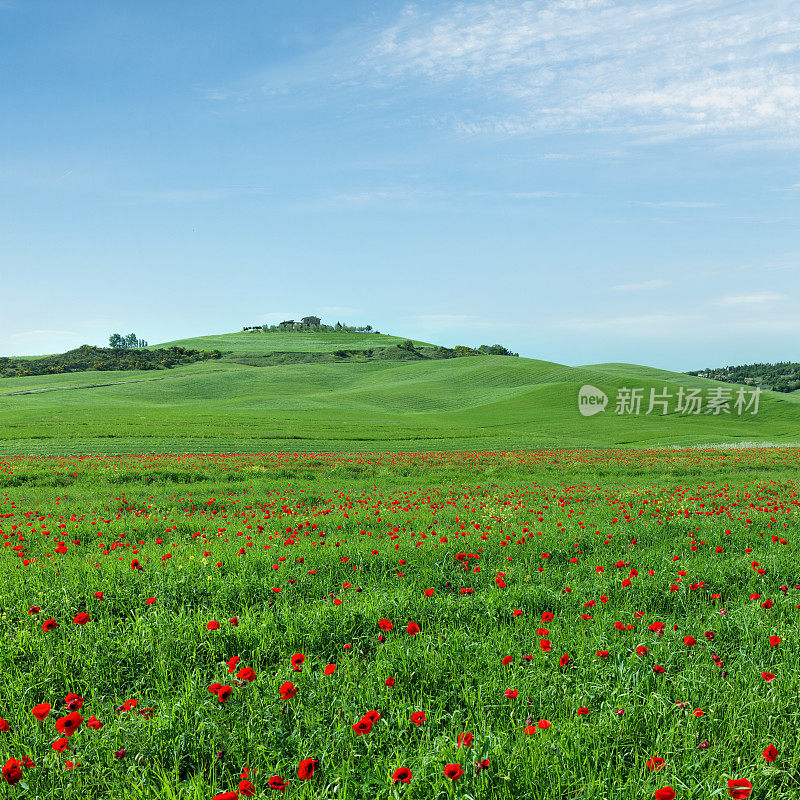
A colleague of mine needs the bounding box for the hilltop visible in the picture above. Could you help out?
[1,329,799,454]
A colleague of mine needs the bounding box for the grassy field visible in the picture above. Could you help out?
[0,449,797,799]
[1,331,799,454]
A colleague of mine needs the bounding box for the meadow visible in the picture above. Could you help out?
[0,449,798,799]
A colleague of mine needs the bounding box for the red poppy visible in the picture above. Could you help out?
[268,775,288,793]
[647,757,665,772]
[279,682,297,700]
[229,617,239,626]
[559,653,570,667]
[52,738,70,753]
[206,621,220,631]
[444,763,464,780]
[406,622,420,636]
[596,650,609,658]
[227,656,240,673]
[239,779,256,797]
[576,707,589,715]
[769,636,781,647]
[654,788,676,800]
[1,759,22,786]
[378,619,393,631]
[0,719,8,732]
[86,716,103,730]
[352,717,373,735]
[727,779,753,799]
[683,636,696,646]
[237,667,256,682]
[538,719,551,729]
[297,758,318,780]
[364,710,381,723]
[216,685,233,703]
[523,725,536,735]
[32,703,51,721]
[385,676,395,687]
[55,712,83,737]
[457,732,473,749]
[291,653,305,671]
[763,744,778,762]
[64,693,84,710]
[505,689,518,699]
[42,619,59,632]
[410,711,426,727]
[539,639,552,652]
[761,672,776,682]
[213,793,239,800]
[502,656,513,666]
[392,767,412,784]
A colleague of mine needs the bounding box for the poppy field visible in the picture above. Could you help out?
[0,449,798,799]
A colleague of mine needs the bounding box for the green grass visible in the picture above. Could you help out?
[151,330,434,354]
[0,450,797,799]
[1,331,798,454]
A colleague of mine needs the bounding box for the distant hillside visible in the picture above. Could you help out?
[687,362,800,393]
[1,332,799,454]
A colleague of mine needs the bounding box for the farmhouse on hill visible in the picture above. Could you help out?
[301,315,321,326]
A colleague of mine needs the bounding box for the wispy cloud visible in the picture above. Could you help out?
[363,0,800,143]
[612,279,670,291]
[636,201,721,208]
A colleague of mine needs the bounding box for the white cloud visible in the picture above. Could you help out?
[365,0,800,142]
[612,279,670,291]
[714,291,787,305]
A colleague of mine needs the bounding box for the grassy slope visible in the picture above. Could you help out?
[153,330,434,353]
[0,334,798,453]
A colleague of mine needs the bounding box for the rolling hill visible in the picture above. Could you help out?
[0,330,798,454]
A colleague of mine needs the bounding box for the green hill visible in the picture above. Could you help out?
[0,331,798,454]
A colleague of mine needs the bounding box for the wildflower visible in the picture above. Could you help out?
[392,767,412,784]
[444,763,464,780]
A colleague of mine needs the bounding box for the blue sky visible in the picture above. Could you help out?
[1,0,799,370]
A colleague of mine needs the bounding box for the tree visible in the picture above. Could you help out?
[125,333,138,349]
[109,333,125,349]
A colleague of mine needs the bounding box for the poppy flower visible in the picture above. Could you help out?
[444,763,464,781]
[378,619,393,631]
[576,707,589,715]
[365,710,381,723]
[297,758,318,780]
[502,656,513,666]
[238,780,256,797]
[52,738,70,753]
[28,606,40,615]
[42,619,59,632]
[268,775,288,793]
[352,717,373,735]
[229,617,239,626]
[523,725,536,735]
[1,758,23,785]
[683,636,696,646]
[86,716,103,730]
[596,650,609,658]
[538,719,551,729]
[505,689,518,699]
[647,757,665,772]
[763,744,778,762]
[237,667,256,682]
[410,711,426,727]
[291,653,305,671]
[769,636,781,647]
[406,622,420,636]
[654,788,676,800]
[227,656,240,673]
[55,712,83,737]
[206,621,220,631]
[32,703,51,721]
[279,682,297,700]
[539,639,552,652]
[559,653,570,667]
[216,685,233,703]
[457,732,473,748]
[392,767,412,784]
[64,693,84,710]
[0,719,8,732]
[324,664,337,675]
[213,793,239,800]
[761,672,776,682]
[727,779,753,799]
